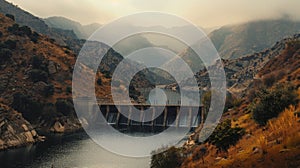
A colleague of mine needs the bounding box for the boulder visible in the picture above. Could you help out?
[24,131,34,143]
[48,61,57,74]
[21,124,29,131]
[52,121,65,133]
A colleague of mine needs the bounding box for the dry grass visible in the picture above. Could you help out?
[182,104,300,168]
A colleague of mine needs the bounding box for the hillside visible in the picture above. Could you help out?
[0,13,99,133]
[209,18,300,59]
[0,0,78,45]
[151,35,300,168]
[0,11,155,135]
[178,34,300,97]
[44,16,101,39]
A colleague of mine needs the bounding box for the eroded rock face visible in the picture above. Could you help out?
[0,103,41,150]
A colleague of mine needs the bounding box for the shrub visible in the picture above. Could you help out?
[263,73,276,87]
[43,84,54,97]
[12,93,42,121]
[151,147,184,168]
[31,55,42,68]
[7,24,19,33]
[41,103,61,122]
[202,91,211,113]
[97,78,102,85]
[66,86,72,94]
[207,119,245,152]
[55,99,74,116]
[19,26,32,36]
[0,48,12,64]
[29,32,39,43]
[251,84,298,125]
[4,40,17,49]
[224,92,242,112]
[5,14,15,21]
[103,71,111,78]
[29,69,48,82]
[30,55,48,71]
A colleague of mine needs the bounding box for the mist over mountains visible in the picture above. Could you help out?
[44,16,102,39]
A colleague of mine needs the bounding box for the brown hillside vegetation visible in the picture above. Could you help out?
[258,40,300,88]
[181,103,300,168]
[181,38,300,168]
[0,13,110,132]
[151,36,300,168]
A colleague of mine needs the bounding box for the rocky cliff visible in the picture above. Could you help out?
[0,103,44,150]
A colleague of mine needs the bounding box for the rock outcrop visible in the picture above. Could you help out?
[0,103,43,150]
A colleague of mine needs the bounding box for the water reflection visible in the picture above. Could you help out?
[0,132,150,168]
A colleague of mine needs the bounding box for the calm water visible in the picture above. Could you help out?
[0,90,197,168]
[0,132,151,168]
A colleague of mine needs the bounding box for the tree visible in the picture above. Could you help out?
[251,84,298,125]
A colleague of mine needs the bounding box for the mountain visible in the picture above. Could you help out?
[186,34,299,94]
[0,0,78,45]
[152,34,300,168]
[225,34,300,95]
[209,19,300,59]
[0,13,88,133]
[44,16,101,39]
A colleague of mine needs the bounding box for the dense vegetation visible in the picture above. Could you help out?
[251,84,298,125]
[151,147,184,168]
[207,119,245,152]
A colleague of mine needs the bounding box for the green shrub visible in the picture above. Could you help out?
[55,99,74,116]
[29,69,48,82]
[251,84,298,125]
[29,32,39,43]
[207,119,245,152]
[43,84,54,97]
[7,24,19,33]
[4,40,17,49]
[19,26,32,36]
[151,147,184,168]
[0,48,12,64]
[5,14,15,21]
[66,86,72,94]
[263,73,276,87]
[12,93,42,121]
[97,78,102,85]
[202,91,211,113]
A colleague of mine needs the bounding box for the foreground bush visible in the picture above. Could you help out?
[207,119,245,152]
[151,147,184,168]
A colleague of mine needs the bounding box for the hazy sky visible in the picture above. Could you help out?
[6,0,300,27]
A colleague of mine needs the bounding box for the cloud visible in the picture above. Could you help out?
[6,0,300,27]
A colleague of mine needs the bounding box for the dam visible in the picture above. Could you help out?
[75,98,205,130]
